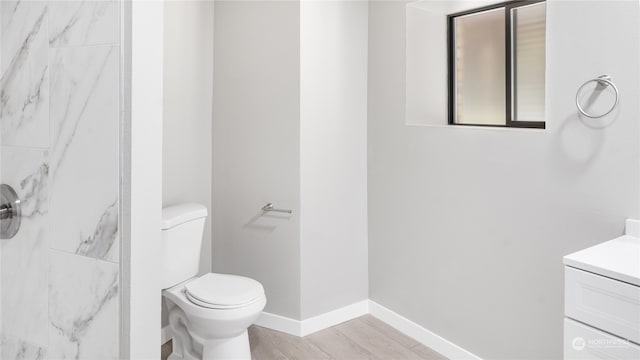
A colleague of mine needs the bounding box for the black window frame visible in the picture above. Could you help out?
[447,0,546,129]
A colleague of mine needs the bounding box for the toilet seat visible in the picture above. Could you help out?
[184,273,265,310]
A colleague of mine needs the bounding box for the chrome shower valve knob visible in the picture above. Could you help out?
[0,184,21,239]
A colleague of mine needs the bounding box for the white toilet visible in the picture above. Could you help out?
[161,203,266,360]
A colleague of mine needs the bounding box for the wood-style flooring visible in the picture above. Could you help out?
[161,315,447,360]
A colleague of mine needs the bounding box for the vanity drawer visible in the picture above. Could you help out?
[565,266,640,344]
[565,318,640,359]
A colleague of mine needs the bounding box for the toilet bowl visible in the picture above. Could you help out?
[161,204,266,360]
[163,274,266,360]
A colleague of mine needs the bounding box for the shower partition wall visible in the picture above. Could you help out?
[0,1,122,359]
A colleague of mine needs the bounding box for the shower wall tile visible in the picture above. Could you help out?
[0,147,49,348]
[49,1,120,47]
[0,1,49,148]
[49,45,119,262]
[48,250,119,360]
[1,0,121,357]
[1,336,47,360]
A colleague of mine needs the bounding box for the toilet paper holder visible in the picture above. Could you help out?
[261,203,292,214]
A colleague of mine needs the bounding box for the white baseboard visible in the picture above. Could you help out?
[300,300,369,336]
[161,299,481,359]
[254,300,370,337]
[368,301,481,360]
[254,311,301,337]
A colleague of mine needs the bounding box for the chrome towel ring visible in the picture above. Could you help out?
[576,75,619,118]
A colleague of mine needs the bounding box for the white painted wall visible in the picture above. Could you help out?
[213,0,369,321]
[213,0,302,319]
[123,0,163,358]
[300,0,369,319]
[405,2,448,126]
[368,0,639,358]
[161,0,214,332]
[163,0,213,278]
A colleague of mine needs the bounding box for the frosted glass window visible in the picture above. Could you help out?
[448,1,546,129]
[512,2,546,122]
[452,8,506,126]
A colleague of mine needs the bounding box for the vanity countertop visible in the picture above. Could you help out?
[564,222,640,286]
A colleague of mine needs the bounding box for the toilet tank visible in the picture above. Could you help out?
[161,203,208,289]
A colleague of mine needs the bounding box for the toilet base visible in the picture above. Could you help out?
[169,330,251,360]
[203,330,251,360]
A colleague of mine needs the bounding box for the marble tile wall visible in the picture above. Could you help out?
[0,1,121,359]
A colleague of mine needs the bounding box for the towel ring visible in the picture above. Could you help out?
[576,75,619,118]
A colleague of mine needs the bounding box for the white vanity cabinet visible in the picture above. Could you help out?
[563,220,640,359]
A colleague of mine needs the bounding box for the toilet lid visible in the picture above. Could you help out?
[184,273,264,309]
